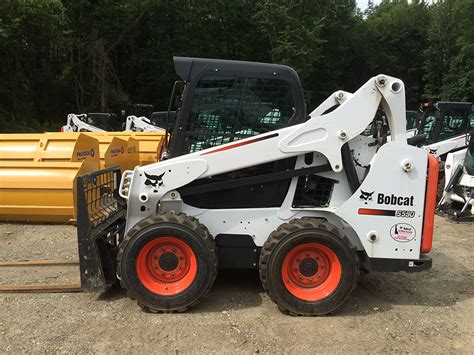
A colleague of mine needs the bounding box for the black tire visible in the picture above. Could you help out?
[259,218,358,316]
[117,211,218,313]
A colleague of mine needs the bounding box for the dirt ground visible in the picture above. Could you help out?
[0,216,473,353]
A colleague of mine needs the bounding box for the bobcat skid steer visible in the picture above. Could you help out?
[76,57,438,316]
[61,113,113,132]
[124,115,165,132]
[417,102,473,160]
[438,130,474,221]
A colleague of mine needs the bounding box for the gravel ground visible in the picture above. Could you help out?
[0,216,473,353]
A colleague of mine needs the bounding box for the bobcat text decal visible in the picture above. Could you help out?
[377,193,414,206]
[360,190,414,207]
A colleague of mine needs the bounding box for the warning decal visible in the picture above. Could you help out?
[390,223,416,243]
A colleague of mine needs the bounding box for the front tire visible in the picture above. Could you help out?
[259,218,358,316]
[117,211,218,312]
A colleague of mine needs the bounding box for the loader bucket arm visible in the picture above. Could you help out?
[76,167,126,292]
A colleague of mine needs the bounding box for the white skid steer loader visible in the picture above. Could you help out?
[61,113,111,132]
[124,115,165,132]
[438,130,474,221]
[75,57,438,316]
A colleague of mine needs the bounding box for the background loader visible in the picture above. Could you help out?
[438,129,474,221]
[75,57,438,316]
[416,101,473,198]
[124,114,166,132]
[417,101,473,159]
[61,113,117,132]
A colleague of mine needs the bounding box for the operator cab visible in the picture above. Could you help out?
[417,101,474,145]
[164,57,308,158]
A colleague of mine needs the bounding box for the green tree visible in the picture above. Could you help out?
[365,0,430,108]
[0,0,66,126]
[441,0,474,101]
[422,0,457,101]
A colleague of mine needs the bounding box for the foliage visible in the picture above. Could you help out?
[0,0,472,132]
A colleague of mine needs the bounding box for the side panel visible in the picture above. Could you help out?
[336,142,428,259]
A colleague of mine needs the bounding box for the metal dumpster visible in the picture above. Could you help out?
[87,132,165,166]
[0,160,99,223]
[0,132,100,164]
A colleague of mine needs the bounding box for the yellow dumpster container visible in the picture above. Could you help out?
[0,132,100,164]
[0,160,99,223]
[87,132,165,166]
[104,137,140,172]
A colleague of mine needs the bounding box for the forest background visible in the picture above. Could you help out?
[0,0,472,132]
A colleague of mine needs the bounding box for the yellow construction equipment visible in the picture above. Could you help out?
[104,137,140,171]
[0,160,98,223]
[0,132,101,223]
[0,133,100,164]
[0,131,164,223]
[86,132,165,166]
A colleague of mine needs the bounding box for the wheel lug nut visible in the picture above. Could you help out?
[172,249,176,252]
[161,248,166,252]
[309,278,312,282]
[172,273,175,277]
[161,272,165,276]
[179,256,183,260]
[317,274,321,278]
[153,255,158,260]
[154,264,158,269]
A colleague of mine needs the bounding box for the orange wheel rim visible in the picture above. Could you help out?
[136,237,197,296]
[282,242,341,301]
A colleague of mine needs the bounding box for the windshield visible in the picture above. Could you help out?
[418,108,439,143]
[184,75,295,153]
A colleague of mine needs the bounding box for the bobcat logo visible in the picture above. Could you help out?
[428,147,438,155]
[359,190,375,204]
[144,171,165,193]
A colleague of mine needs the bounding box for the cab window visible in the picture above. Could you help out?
[185,76,295,153]
[469,112,474,129]
[438,110,468,140]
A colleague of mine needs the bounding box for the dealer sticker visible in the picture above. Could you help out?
[390,223,416,243]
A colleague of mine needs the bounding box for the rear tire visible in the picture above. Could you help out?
[117,211,218,312]
[259,218,358,316]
